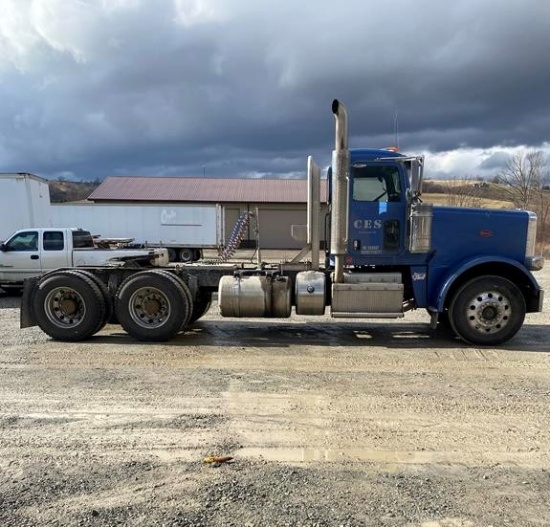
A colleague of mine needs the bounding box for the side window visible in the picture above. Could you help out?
[352,166,402,202]
[353,177,388,201]
[72,231,94,249]
[43,231,65,251]
[5,231,39,251]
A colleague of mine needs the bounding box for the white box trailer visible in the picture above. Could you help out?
[0,173,52,242]
[50,202,223,262]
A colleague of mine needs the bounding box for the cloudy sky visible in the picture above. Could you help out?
[1,0,549,182]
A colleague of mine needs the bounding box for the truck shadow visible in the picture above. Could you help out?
[0,292,22,308]
[94,319,549,353]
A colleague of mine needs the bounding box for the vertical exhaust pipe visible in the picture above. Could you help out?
[307,156,321,271]
[331,99,350,283]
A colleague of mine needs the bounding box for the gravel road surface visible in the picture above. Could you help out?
[1,263,549,527]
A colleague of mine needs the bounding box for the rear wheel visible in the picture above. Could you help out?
[34,270,107,341]
[179,248,195,263]
[448,275,526,345]
[189,291,213,323]
[72,269,113,331]
[149,270,193,331]
[115,271,190,341]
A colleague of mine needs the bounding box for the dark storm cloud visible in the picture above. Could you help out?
[1,0,550,181]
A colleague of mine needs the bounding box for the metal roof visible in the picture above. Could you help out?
[88,176,327,203]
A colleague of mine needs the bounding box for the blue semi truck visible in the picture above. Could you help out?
[20,100,544,345]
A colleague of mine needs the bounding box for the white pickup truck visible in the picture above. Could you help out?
[0,227,169,292]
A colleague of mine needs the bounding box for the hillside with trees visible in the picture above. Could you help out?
[48,180,99,203]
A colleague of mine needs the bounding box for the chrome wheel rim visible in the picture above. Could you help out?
[464,290,511,334]
[44,287,86,328]
[128,286,171,328]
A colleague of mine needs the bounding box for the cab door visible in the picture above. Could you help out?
[0,230,41,282]
[41,230,69,270]
[348,163,407,264]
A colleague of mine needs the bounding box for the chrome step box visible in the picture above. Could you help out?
[331,282,404,318]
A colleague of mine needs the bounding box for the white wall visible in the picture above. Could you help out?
[0,174,52,241]
[50,202,220,247]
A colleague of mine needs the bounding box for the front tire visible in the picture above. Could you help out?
[34,271,107,341]
[448,275,526,345]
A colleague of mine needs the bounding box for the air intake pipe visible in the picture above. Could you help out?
[331,99,350,283]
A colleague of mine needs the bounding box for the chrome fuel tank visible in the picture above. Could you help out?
[295,271,326,315]
[218,274,293,318]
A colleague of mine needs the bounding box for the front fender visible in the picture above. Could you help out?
[432,255,540,312]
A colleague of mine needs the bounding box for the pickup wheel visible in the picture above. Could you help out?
[448,275,526,346]
[115,271,190,341]
[189,291,212,323]
[34,271,107,341]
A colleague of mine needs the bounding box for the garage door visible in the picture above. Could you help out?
[256,208,306,249]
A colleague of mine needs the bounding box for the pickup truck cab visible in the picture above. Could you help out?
[0,227,169,289]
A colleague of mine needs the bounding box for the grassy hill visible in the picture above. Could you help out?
[422,180,514,209]
[48,180,99,203]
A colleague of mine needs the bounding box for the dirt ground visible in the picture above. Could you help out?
[1,258,549,527]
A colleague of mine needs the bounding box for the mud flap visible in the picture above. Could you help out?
[20,277,39,328]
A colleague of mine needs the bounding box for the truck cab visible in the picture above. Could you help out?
[341,149,414,262]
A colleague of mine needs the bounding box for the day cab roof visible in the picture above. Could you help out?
[349,148,405,163]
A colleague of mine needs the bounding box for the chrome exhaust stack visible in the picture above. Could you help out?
[331,99,350,283]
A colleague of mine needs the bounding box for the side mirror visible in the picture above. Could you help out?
[410,158,424,195]
[0,243,7,252]
[405,156,425,202]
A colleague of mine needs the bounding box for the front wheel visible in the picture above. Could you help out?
[448,275,526,346]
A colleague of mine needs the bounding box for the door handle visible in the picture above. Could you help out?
[31,255,39,260]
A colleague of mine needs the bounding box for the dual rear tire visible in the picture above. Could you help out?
[34,270,109,342]
[114,270,194,341]
[34,269,201,342]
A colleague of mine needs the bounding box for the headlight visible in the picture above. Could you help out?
[525,212,544,270]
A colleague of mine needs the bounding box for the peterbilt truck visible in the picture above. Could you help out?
[20,100,544,346]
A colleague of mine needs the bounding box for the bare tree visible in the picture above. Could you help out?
[442,175,483,208]
[497,150,550,254]
[498,150,544,209]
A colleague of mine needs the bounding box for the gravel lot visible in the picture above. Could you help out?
[1,262,549,527]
